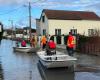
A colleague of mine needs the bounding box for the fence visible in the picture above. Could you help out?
[77,36,100,56]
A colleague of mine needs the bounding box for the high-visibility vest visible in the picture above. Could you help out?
[67,35,75,48]
[41,36,47,44]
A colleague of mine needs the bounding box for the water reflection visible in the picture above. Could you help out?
[0,61,4,80]
[37,62,75,80]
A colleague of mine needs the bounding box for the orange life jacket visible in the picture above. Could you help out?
[41,36,47,44]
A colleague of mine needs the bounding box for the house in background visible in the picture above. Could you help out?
[23,27,36,36]
[15,27,36,38]
[36,9,100,36]
[3,27,36,39]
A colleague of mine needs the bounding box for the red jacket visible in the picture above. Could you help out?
[48,41,56,49]
[21,40,26,47]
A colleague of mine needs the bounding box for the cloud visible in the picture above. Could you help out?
[0,0,25,5]
[0,0,45,6]
[32,0,78,9]
[31,0,99,9]
[82,2,100,16]
[32,0,100,16]
[0,0,100,11]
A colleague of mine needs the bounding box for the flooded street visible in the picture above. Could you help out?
[0,40,42,80]
[0,40,100,80]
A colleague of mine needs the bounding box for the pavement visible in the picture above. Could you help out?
[56,44,100,72]
[56,44,66,49]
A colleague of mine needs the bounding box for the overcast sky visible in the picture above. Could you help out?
[0,0,100,29]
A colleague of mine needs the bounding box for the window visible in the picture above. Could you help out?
[55,29,61,35]
[88,29,95,36]
[42,16,45,22]
[43,29,46,35]
[58,29,61,35]
[70,29,77,35]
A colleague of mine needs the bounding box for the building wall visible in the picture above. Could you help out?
[48,20,100,35]
[40,12,49,35]
[36,19,41,35]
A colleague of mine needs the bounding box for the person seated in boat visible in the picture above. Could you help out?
[21,40,26,47]
[46,40,56,55]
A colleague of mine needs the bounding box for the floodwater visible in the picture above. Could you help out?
[0,40,100,80]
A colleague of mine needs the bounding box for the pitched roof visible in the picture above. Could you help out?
[43,9,100,20]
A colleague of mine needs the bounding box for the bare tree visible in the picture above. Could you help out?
[94,28,100,36]
[90,28,100,37]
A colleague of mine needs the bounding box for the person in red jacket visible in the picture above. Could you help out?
[67,32,76,56]
[46,40,56,55]
[21,40,26,47]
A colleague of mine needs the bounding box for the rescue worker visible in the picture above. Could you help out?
[34,35,38,47]
[41,35,47,50]
[67,32,76,56]
[30,36,35,48]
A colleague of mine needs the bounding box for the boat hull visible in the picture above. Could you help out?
[37,51,77,68]
[39,59,75,68]
[13,47,32,53]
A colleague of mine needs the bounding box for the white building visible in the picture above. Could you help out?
[36,9,100,36]
[0,23,2,32]
[0,26,1,32]
[36,19,41,35]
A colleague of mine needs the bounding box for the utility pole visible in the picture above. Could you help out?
[29,2,32,40]
[29,3,32,80]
